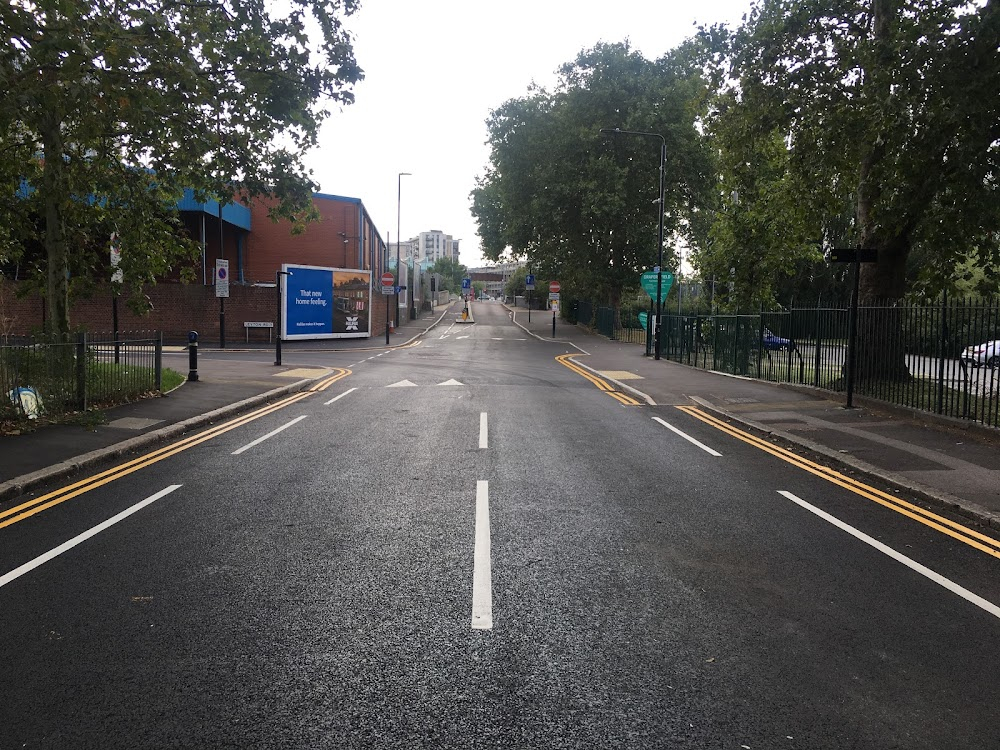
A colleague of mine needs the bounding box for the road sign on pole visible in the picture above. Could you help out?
[380,271,395,295]
[215,260,230,298]
[549,280,560,294]
[525,274,535,290]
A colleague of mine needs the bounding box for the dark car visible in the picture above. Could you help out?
[763,328,793,351]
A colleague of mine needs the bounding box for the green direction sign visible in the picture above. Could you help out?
[640,270,674,301]
[638,311,648,329]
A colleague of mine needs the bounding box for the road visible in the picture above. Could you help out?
[3,302,1000,748]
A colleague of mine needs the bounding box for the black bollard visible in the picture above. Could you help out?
[187,330,199,382]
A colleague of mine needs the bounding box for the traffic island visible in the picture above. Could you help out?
[457,302,475,324]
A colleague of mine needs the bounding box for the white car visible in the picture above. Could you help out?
[961,340,1000,368]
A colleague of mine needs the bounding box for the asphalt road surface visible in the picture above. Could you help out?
[3,302,1000,749]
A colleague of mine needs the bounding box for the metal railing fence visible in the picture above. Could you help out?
[578,298,1000,429]
[1,331,163,421]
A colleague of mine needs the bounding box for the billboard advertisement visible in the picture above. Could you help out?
[281,264,371,340]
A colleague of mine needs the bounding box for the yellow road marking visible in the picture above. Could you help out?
[307,368,352,392]
[599,370,644,380]
[274,367,331,379]
[556,355,641,405]
[0,373,353,530]
[675,405,1000,560]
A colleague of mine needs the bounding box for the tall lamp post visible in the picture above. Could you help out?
[274,268,292,366]
[396,172,411,323]
[600,128,666,360]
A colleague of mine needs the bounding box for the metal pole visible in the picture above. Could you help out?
[655,138,665,360]
[397,173,410,325]
[112,290,120,364]
[846,259,860,407]
[936,289,948,414]
[600,128,665,360]
[154,331,162,392]
[275,270,283,366]
[219,198,226,349]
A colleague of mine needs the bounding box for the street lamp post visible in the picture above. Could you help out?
[396,172,411,324]
[274,268,292,366]
[600,128,666,360]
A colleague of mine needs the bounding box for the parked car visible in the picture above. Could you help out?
[762,328,793,351]
[961,340,1000,368]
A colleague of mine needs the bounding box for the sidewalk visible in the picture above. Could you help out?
[507,304,1000,529]
[0,301,462,501]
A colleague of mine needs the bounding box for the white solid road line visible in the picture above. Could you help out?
[231,415,308,455]
[324,387,357,406]
[479,412,488,449]
[653,417,723,456]
[0,485,182,591]
[778,490,1000,621]
[472,480,493,630]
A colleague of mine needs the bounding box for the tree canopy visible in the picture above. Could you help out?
[427,257,469,294]
[1,0,362,336]
[472,2,998,312]
[702,0,999,306]
[471,42,716,307]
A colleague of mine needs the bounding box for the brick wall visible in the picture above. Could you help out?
[2,193,391,343]
[2,279,390,345]
[246,195,360,283]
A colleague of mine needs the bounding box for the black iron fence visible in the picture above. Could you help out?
[1,331,163,422]
[581,299,1000,429]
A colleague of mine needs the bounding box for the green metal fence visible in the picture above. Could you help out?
[580,298,1000,430]
[1,331,163,422]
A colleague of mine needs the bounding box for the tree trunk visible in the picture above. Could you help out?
[851,0,911,385]
[41,114,70,341]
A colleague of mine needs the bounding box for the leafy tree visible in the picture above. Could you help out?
[0,0,362,338]
[504,266,529,299]
[703,0,999,375]
[472,42,716,309]
[427,257,468,293]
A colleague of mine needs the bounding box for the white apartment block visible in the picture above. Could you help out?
[387,230,460,269]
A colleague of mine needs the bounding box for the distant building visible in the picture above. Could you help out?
[389,230,460,270]
[469,260,525,299]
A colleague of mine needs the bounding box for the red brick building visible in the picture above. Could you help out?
[2,192,392,342]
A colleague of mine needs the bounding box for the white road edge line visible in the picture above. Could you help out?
[652,417,722,456]
[479,412,488,450]
[0,485,182,590]
[778,490,1000,621]
[472,480,493,630]
[232,415,308,455]
[324,387,357,406]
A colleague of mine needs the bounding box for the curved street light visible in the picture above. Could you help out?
[397,172,411,323]
[600,128,666,359]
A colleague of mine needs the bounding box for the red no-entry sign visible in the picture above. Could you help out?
[549,280,561,293]
[381,272,394,287]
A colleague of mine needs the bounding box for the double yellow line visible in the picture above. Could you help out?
[676,404,1000,561]
[0,368,352,530]
[556,354,641,406]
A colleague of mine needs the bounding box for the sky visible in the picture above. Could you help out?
[309,0,753,269]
